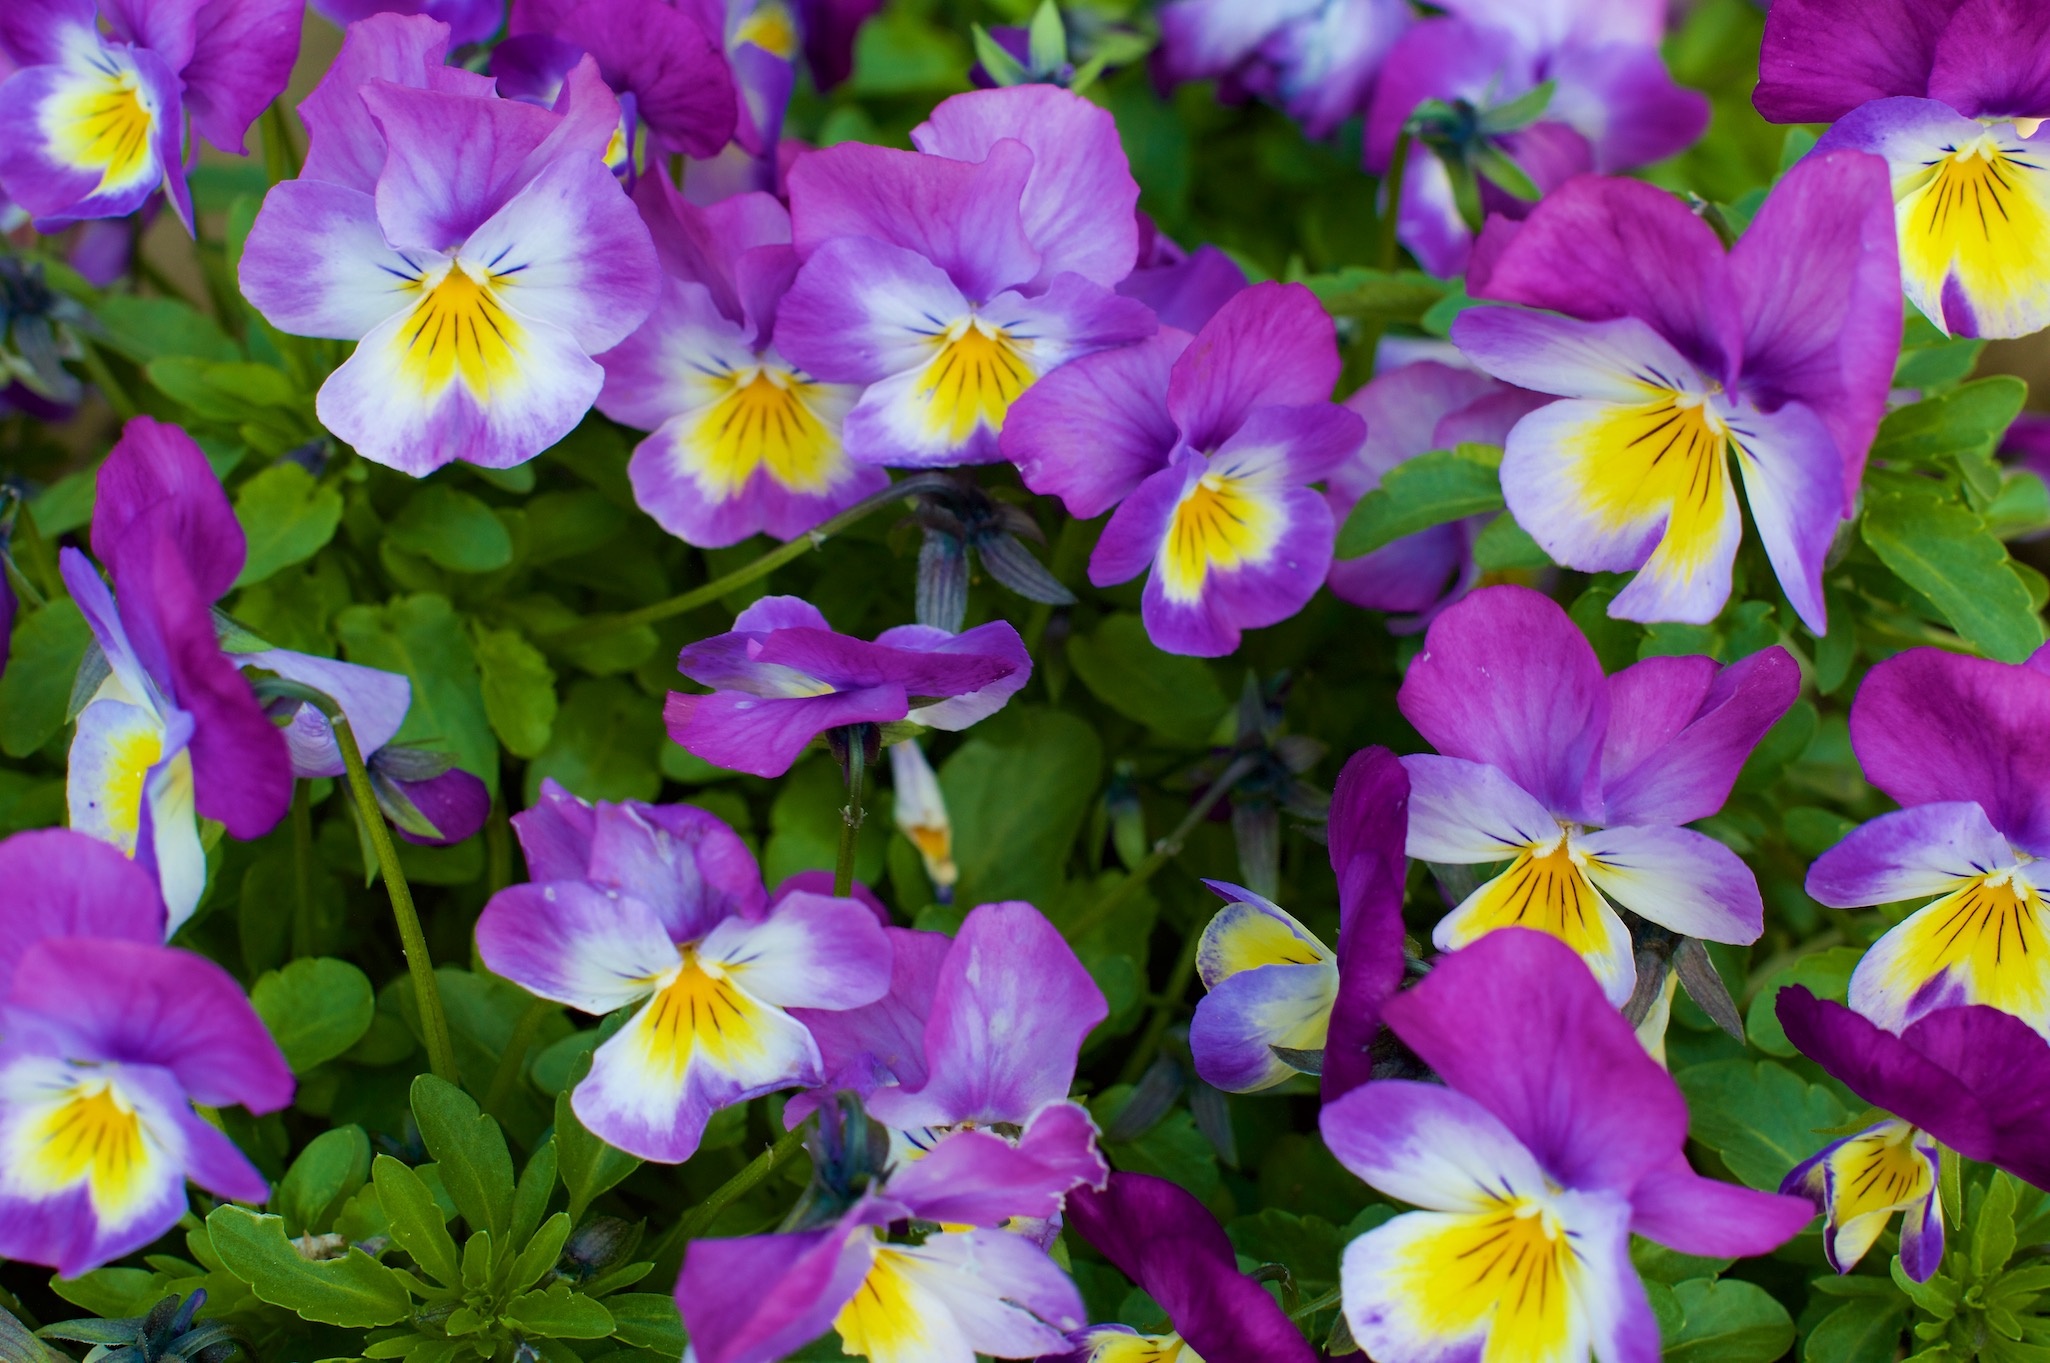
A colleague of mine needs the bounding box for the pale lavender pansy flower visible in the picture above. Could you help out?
[65,418,293,934]
[1323,929,1812,1363]
[475,781,892,1163]
[1453,153,1902,629]
[1004,281,1362,657]
[1325,359,1547,629]
[665,597,1030,779]
[0,828,293,1277]
[1396,585,1796,1005]
[1153,0,1411,141]
[594,176,884,547]
[238,13,661,476]
[311,0,505,47]
[775,84,1156,468]
[0,0,301,231]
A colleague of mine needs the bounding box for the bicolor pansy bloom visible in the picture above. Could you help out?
[1807,646,2050,1037]
[775,83,1155,468]
[1397,585,1796,1005]
[1758,0,2050,338]
[666,597,1030,778]
[1455,155,1901,630]
[475,781,892,1163]
[0,828,293,1277]
[595,177,883,547]
[238,13,661,476]
[65,418,293,932]
[1778,985,2050,1281]
[1323,929,1813,1363]
[1154,0,1410,141]
[0,0,300,230]
[1005,281,1363,656]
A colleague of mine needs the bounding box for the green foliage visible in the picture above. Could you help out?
[1334,444,1505,558]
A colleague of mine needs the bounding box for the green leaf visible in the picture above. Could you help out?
[1297,267,1450,323]
[1674,1059,1849,1191]
[276,1125,372,1235]
[370,1153,461,1288]
[1470,511,1552,571]
[508,1213,574,1294]
[410,1075,516,1240]
[0,599,89,757]
[473,624,558,759]
[251,957,375,1072]
[1630,1240,1732,1287]
[556,1086,641,1222]
[234,462,343,587]
[206,1205,413,1327]
[940,706,1104,908]
[388,485,515,573]
[1066,614,1228,744]
[336,593,497,778]
[970,23,1030,84]
[511,1137,559,1251]
[1871,376,2026,469]
[1335,445,1504,558]
[502,1283,615,1339]
[607,1294,688,1353]
[95,294,240,365]
[1863,482,2046,662]
[1661,1278,1795,1363]
[146,358,305,423]
[1976,1173,2022,1278]
[1743,947,1862,1058]
[49,1267,160,1320]
[522,676,662,805]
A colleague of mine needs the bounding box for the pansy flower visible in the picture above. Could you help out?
[1397,585,1796,1005]
[595,177,884,547]
[311,0,503,46]
[1779,986,2050,1280]
[1807,646,2050,1036]
[774,84,1155,468]
[1323,929,1812,1363]
[1153,0,1411,141]
[475,781,892,1163]
[65,418,293,933]
[238,13,661,476]
[0,828,293,1277]
[0,0,300,231]
[1004,281,1364,656]
[1326,359,1546,629]
[1115,216,1247,336]
[1757,0,2050,338]
[665,597,1030,778]
[1454,152,1901,629]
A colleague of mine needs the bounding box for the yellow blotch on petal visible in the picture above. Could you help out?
[394,265,524,399]
[1203,908,1332,981]
[1573,390,1734,584]
[916,320,1033,445]
[47,66,156,195]
[690,365,841,496]
[95,726,164,853]
[833,1245,933,1363]
[1159,471,1276,602]
[633,951,775,1077]
[25,1080,152,1221]
[1896,133,2050,336]
[1400,1198,1581,1363]
[1081,1330,1208,1363]
[1827,1123,1934,1228]
[736,1,799,58]
[1451,837,1615,959]
[1875,869,2050,1024]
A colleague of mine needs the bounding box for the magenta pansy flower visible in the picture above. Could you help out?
[0,828,293,1277]
[665,597,1030,779]
[1116,216,1248,337]
[475,781,892,1163]
[1758,0,2050,338]
[238,13,661,476]
[1004,281,1364,657]
[502,0,737,162]
[774,84,1155,469]
[1453,153,1902,629]
[311,0,504,47]
[1396,585,1796,1005]
[1323,929,1813,1363]
[595,176,885,547]
[0,0,300,231]
[1154,0,1411,140]
[1325,359,1547,629]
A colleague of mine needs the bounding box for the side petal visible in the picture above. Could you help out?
[773,234,974,387]
[663,686,909,780]
[1600,647,1799,827]
[701,890,892,1011]
[1753,0,1946,122]
[678,1220,873,1363]
[1399,754,1561,864]
[1628,1156,1815,1257]
[1320,1079,1553,1214]
[888,1231,1085,1357]
[1726,395,1846,634]
[1578,823,1765,945]
[1452,308,1711,404]
[1807,802,2013,907]
[1001,330,1184,519]
[884,1101,1107,1227]
[1189,961,1337,1093]
[473,881,680,1015]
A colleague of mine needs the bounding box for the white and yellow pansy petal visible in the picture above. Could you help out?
[68,699,166,859]
[666,360,853,499]
[1576,823,1764,945]
[1,37,184,225]
[1196,887,1334,990]
[141,739,206,937]
[0,1057,184,1248]
[1190,959,1339,1092]
[1897,130,2050,339]
[1320,1080,1557,1217]
[834,1236,978,1363]
[1813,1121,1939,1274]
[837,1229,1080,1363]
[1434,830,1637,1007]
[1073,1329,1206,1363]
[1401,754,1566,866]
[1153,457,1286,606]
[1847,866,2050,1037]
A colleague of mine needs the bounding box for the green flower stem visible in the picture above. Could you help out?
[1290,1286,1342,1322]
[262,99,303,183]
[543,473,954,647]
[653,1121,810,1262]
[290,781,316,959]
[75,337,137,421]
[1117,922,1204,1085]
[1063,751,1260,944]
[483,996,553,1121]
[331,712,460,1084]
[834,733,868,898]
[1376,129,1413,272]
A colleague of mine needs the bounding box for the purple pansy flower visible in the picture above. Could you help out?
[312,0,504,47]
[0,0,301,231]
[1453,153,1902,629]
[1057,1171,1320,1363]
[1363,0,1706,278]
[238,13,661,476]
[1004,281,1364,657]
[65,418,293,934]
[1323,929,1813,1363]
[594,176,885,547]
[1189,746,1409,1095]
[665,597,1030,779]
[1807,646,2050,1037]
[0,828,293,1277]
[1326,359,1547,629]
[1115,215,1248,336]
[774,84,1156,469]
[1779,986,2050,1281]
[1154,0,1411,141]
[1396,585,1797,1005]
[502,0,737,163]
[475,781,892,1163]
[1757,0,2050,338]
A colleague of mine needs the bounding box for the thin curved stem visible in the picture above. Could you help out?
[834,734,868,898]
[652,1121,810,1262]
[1064,752,1259,943]
[483,996,553,1121]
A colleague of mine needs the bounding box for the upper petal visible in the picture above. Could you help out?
[1754,0,1946,121]
[1321,1079,1554,1213]
[474,880,680,1015]
[1600,647,1798,827]
[1629,1156,1815,1257]
[1167,281,1343,453]
[0,829,165,993]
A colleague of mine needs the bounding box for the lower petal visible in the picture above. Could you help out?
[1578,823,1765,944]
[1848,872,2050,1037]
[1434,843,1637,1007]
[0,44,180,227]
[853,1231,1082,1362]
[1189,961,1338,1093]
[68,698,167,860]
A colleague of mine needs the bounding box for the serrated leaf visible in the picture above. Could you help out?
[607,1293,688,1353]
[508,1213,573,1294]
[1066,614,1228,745]
[1806,1298,1908,1363]
[510,1137,558,1251]
[1871,377,2026,468]
[1335,445,1504,558]
[207,1205,413,1327]
[411,1075,516,1240]
[276,1125,372,1236]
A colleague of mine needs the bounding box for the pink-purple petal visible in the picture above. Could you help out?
[1629,1156,1816,1257]
[1166,281,1343,452]
[1600,646,1799,827]
[1002,330,1186,519]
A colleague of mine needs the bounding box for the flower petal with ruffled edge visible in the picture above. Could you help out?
[1002,330,1187,520]
[1599,647,1799,828]
[1847,859,2050,1037]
